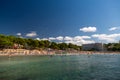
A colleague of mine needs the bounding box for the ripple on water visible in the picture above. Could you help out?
[0,54,120,80]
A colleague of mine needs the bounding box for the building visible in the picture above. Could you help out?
[82,43,104,51]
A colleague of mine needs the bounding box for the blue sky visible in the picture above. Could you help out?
[0,0,120,45]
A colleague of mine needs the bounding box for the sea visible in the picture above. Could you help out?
[0,54,120,80]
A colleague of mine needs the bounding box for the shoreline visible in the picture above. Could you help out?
[0,49,120,56]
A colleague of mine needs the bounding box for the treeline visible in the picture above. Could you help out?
[0,34,81,50]
[105,43,120,51]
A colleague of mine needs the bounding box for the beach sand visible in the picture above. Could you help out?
[0,49,120,56]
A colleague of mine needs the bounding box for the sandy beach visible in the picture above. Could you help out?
[0,49,120,56]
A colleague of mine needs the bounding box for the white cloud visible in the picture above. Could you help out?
[56,36,64,41]
[64,36,94,45]
[16,33,21,36]
[65,38,94,46]
[26,31,37,37]
[34,35,94,46]
[47,36,94,45]
[49,37,56,40]
[109,27,120,31]
[74,36,82,41]
[41,38,48,40]
[81,36,91,39]
[73,36,94,45]
[36,38,40,40]
[92,33,120,42]
[65,40,75,44]
[82,40,95,44]
[80,26,97,32]
[64,36,73,41]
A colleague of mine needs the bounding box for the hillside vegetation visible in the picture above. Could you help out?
[0,34,81,51]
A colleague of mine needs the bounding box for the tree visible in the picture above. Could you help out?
[68,43,80,50]
[43,40,51,48]
[0,35,13,49]
[0,34,82,51]
[58,43,68,50]
[25,39,39,49]
[49,42,59,49]
[38,40,45,49]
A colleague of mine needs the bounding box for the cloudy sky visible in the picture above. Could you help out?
[0,0,120,45]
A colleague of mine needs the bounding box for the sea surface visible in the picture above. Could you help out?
[0,54,120,80]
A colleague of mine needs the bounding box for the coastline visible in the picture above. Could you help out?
[0,49,120,56]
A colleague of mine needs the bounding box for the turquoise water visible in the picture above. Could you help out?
[0,54,120,80]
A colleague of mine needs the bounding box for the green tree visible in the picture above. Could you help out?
[49,42,59,49]
[0,35,13,49]
[58,43,68,50]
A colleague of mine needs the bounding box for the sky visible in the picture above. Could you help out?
[0,0,120,45]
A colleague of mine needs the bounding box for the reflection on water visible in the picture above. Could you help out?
[0,54,120,80]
